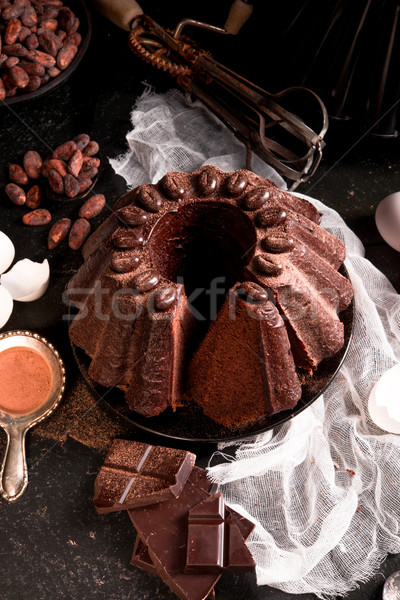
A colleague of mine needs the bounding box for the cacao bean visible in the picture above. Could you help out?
[18,25,31,42]
[69,218,90,250]
[2,4,24,20]
[9,162,28,184]
[21,5,37,28]
[25,184,41,208]
[2,43,28,57]
[47,158,67,176]
[77,177,92,194]
[3,55,19,68]
[55,29,66,41]
[68,149,83,177]
[26,49,55,68]
[40,72,49,84]
[24,73,41,90]
[82,156,100,169]
[57,6,74,31]
[63,173,80,198]
[47,167,64,194]
[56,42,77,70]
[73,133,90,150]
[5,87,17,97]
[40,7,59,20]
[48,217,71,249]
[23,150,42,178]
[38,28,62,55]
[0,78,6,100]
[0,54,8,68]
[47,65,60,77]
[5,182,26,205]
[4,64,29,88]
[79,194,106,219]
[53,140,76,161]
[84,141,99,156]
[4,18,22,45]
[22,208,51,226]
[19,59,44,75]
[25,32,38,50]
[38,18,57,32]
[64,32,81,47]
[78,165,97,180]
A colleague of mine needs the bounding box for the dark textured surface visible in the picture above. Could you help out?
[0,2,399,600]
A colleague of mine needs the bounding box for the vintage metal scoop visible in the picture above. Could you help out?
[0,331,65,502]
[93,0,328,190]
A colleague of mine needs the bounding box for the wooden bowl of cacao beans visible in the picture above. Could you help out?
[0,0,92,105]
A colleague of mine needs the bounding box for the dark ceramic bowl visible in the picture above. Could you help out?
[2,0,92,106]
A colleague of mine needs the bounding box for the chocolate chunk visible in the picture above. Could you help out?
[128,467,219,600]
[94,440,196,514]
[185,493,256,573]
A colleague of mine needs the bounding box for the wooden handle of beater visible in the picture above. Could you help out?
[91,0,143,31]
[224,0,253,34]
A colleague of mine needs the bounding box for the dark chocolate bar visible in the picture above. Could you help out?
[131,537,216,600]
[185,493,256,573]
[94,439,196,513]
[129,467,220,600]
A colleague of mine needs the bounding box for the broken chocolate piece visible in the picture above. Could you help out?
[185,493,256,573]
[128,467,219,600]
[94,439,196,513]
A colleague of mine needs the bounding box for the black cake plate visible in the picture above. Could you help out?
[70,269,354,443]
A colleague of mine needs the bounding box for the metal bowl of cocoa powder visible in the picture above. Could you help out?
[1,0,92,105]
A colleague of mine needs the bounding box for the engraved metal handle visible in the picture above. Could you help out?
[0,424,28,503]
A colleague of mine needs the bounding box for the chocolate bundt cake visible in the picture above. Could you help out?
[67,166,353,427]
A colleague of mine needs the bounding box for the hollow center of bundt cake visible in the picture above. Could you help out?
[148,201,257,338]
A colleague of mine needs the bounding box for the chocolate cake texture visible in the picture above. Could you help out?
[67,166,353,427]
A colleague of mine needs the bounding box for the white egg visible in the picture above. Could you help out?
[0,258,50,302]
[375,192,400,252]
[0,284,13,329]
[0,231,15,275]
[368,364,400,434]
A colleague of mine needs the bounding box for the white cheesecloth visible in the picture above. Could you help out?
[109,89,400,599]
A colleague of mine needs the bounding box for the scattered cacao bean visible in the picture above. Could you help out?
[6,182,26,205]
[23,149,42,178]
[3,55,20,68]
[22,208,51,226]
[47,65,60,77]
[25,183,41,208]
[9,162,28,184]
[79,194,106,220]
[69,218,90,250]
[48,217,71,248]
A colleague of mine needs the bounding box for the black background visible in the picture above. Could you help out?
[0,1,399,599]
